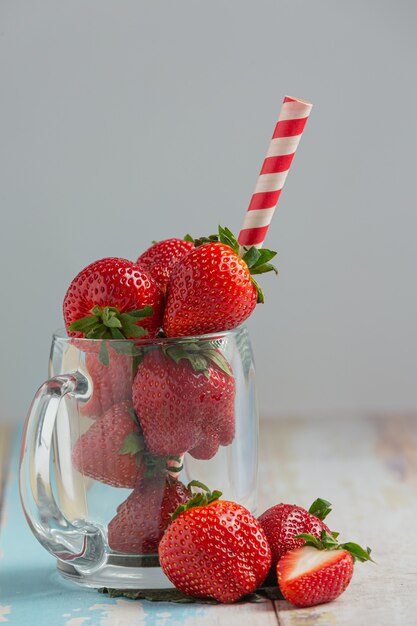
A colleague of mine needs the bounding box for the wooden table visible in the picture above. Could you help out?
[1,416,416,625]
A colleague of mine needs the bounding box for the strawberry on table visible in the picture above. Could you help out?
[132,343,235,459]
[63,257,164,341]
[137,238,194,293]
[258,498,332,581]
[80,346,133,418]
[108,475,191,554]
[72,400,145,488]
[163,226,277,337]
[277,531,372,608]
[158,483,271,603]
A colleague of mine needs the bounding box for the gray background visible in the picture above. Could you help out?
[1,0,416,422]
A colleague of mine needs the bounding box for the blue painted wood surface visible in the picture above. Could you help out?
[0,429,218,625]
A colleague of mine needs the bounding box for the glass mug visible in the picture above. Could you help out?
[19,327,258,589]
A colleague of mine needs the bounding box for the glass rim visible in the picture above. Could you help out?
[52,325,247,345]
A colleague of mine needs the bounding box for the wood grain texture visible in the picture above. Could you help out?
[1,416,416,625]
[259,416,417,626]
[0,424,12,527]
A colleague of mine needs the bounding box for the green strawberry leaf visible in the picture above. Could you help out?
[251,248,277,266]
[242,246,261,269]
[251,276,264,304]
[203,349,233,377]
[183,234,194,243]
[339,542,374,563]
[129,306,154,319]
[295,533,322,548]
[110,327,126,340]
[295,531,374,563]
[250,262,278,275]
[119,431,144,456]
[164,344,233,378]
[171,481,222,521]
[308,497,332,521]
[69,315,101,333]
[187,479,210,491]
[69,305,151,343]
[99,341,109,365]
[218,225,239,255]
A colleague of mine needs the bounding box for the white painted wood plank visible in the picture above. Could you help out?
[258,416,417,626]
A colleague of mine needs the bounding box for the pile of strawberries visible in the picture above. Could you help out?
[63,228,276,568]
[159,488,372,606]
[63,228,371,608]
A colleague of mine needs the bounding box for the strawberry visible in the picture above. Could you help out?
[137,238,194,293]
[258,498,332,582]
[108,475,191,554]
[80,347,133,418]
[163,227,277,337]
[158,483,271,603]
[277,531,372,607]
[63,257,164,341]
[72,400,145,488]
[132,344,235,459]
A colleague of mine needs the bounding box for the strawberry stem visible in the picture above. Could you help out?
[184,226,277,304]
[164,344,233,378]
[69,305,153,341]
[295,530,373,563]
[170,481,222,521]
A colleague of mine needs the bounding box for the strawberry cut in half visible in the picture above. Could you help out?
[163,226,277,337]
[277,531,373,608]
[63,257,164,341]
[258,497,332,582]
[137,238,194,293]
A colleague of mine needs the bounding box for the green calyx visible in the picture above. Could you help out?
[119,424,184,478]
[69,305,153,340]
[308,497,333,521]
[184,226,277,304]
[171,481,222,521]
[164,343,233,378]
[295,530,373,563]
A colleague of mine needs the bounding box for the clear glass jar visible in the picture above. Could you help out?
[19,327,258,589]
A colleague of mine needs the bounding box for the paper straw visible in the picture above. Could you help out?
[238,96,313,249]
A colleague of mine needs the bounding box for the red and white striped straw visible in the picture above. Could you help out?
[238,95,313,249]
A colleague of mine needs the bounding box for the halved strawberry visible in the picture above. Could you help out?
[277,532,372,608]
[258,498,332,582]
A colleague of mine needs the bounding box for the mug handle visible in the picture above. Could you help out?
[19,372,104,569]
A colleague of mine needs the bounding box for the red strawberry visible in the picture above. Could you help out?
[132,344,235,459]
[258,498,332,582]
[158,483,271,603]
[163,227,276,337]
[277,532,372,607]
[137,238,194,293]
[108,475,191,554]
[80,347,133,418]
[63,257,164,340]
[72,401,144,488]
